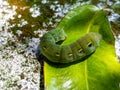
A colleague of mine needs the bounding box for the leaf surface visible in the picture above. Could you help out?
[44,5,120,90]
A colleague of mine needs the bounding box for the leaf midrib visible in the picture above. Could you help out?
[86,11,99,33]
[84,11,100,90]
[85,60,89,90]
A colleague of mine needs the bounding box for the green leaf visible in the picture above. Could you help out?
[44,5,120,90]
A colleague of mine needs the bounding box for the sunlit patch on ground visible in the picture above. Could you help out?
[0,0,40,89]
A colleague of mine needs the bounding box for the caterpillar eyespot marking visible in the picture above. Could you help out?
[68,53,73,57]
[40,29,102,63]
[43,46,46,50]
[78,49,84,53]
[87,42,93,47]
[56,53,60,57]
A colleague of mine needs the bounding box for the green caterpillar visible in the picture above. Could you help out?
[40,29,102,63]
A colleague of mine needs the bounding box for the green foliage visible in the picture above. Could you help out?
[44,5,120,90]
[112,2,120,14]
